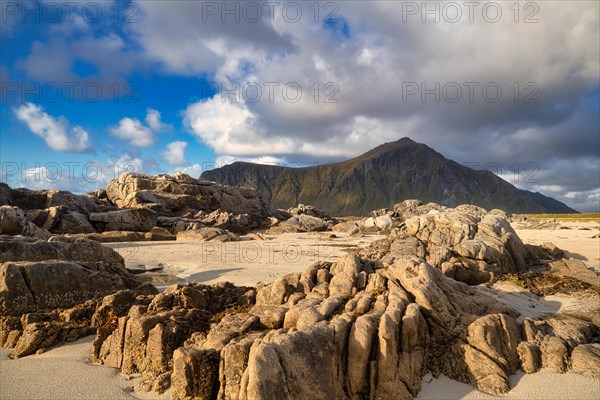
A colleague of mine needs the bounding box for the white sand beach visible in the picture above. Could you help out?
[106,232,386,289]
[0,336,168,400]
[515,221,600,269]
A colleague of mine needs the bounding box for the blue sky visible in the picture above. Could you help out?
[1,1,599,212]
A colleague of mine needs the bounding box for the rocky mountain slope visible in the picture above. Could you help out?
[201,138,577,216]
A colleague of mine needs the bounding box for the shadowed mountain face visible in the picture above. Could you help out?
[201,138,578,216]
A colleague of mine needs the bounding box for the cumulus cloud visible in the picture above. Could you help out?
[215,155,287,166]
[145,108,165,131]
[14,103,89,152]
[109,117,155,147]
[171,163,203,179]
[184,97,297,156]
[162,141,188,165]
[110,108,169,147]
[12,0,599,210]
[2,153,147,194]
[171,1,599,211]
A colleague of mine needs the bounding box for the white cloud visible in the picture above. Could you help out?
[184,97,297,156]
[109,117,155,147]
[215,155,286,166]
[561,189,600,213]
[11,1,599,211]
[2,153,146,194]
[162,141,188,165]
[145,108,165,131]
[103,154,145,182]
[14,103,89,152]
[171,163,203,179]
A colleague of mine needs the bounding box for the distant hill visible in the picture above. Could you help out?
[201,138,578,216]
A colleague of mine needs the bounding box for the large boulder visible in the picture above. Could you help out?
[363,204,536,284]
[0,236,125,267]
[0,185,101,214]
[547,258,600,287]
[0,206,51,239]
[106,173,273,220]
[571,344,600,377]
[270,214,329,233]
[176,227,237,242]
[89,208,158,232]
[30,206,97,234]
[0,260,140,315]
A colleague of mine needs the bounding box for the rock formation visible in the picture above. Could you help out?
[0,183,597,399]
[0,173,283,239]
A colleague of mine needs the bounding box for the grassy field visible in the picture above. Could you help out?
[521,214,600,222]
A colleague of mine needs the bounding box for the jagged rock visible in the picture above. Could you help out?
[393,199,424,218]
[462,343,510,394]
[467,314,521,375]
[571,343,600,377]
[26,206,97,234]
[510,216,559,230]
[374,215,393,230]
[91,289,156,328]
[288,204,334,222]
[547,258,600,286]
[398,303,428,395]
[144,226,175,241]
[271,214,329,233]
[11,322,59,358]
[0,235,125,267]
[348,312,382,398]
[0,260,140,316]
[517,341,541,373]
[171,347,220,400]
[176,227,237,242]
[256,274,302,306]
[89,208,158,232]
[540,335,569,372]
[329,254,362,297]
[541,242,566,259]
[250,306,287,329]
[0,206,51,239]
[380,236,427,265]
[200,210,258,234]
[95,316,129,367]
[4,194,594,398]
[241,319,349,400]
[390,259,517,330]
[93,282,255,386]
[200,313,259,351]
[218,333,266,400]
[363,205,535,284]
[106,173,273,228]
[51,208,97,234]
[332,221,360,235]
[1,185,101,214]
[70,231,147,243]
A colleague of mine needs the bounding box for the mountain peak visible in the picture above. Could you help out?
[201,139,577,215]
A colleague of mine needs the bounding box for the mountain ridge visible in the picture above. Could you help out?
[201,138,578,215]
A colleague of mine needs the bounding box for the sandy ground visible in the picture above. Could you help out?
[106,232,385,289]
[417,370,600,399]
[514,221,600,269]
[0,336,168,400]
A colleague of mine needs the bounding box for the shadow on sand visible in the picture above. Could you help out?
[186,267,246,283]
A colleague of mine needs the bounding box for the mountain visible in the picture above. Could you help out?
[200,138,578,216]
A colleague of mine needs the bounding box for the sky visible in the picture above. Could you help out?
[0,0,598,212]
